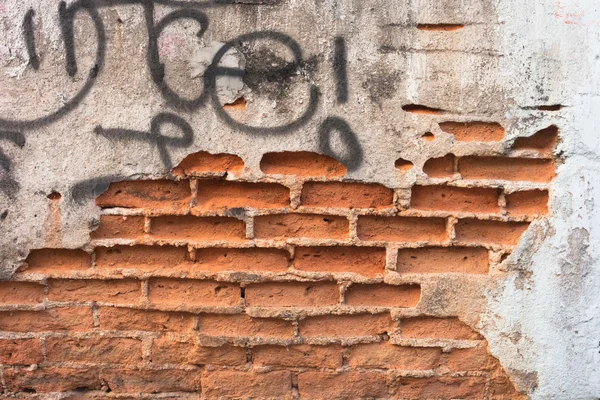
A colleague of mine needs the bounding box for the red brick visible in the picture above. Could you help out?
[202,370,292,399]
[195,247,289,272]
[345,283,421,307]
[90,215,145,239]
[348,342,441,370]
[3,367,101,392]
[151,339,246,365]
[512,125,558,156]
[101,369,200,393]
[19,249,90,274]
[99,308,196,331]
[423,154,455,178]
[96,179,191,210]
[301,182,394,209]
[445,343,499,371]
[298,371,389,399]
[245,282,339,307]
[401,317,482,340]
[300,313,394,338]
[150,216,246,241]
[172,151,244,176]
[260,151,346,177]
[0,308,93,332]
[199,314,294,338]
[439,121,505,142]
[95,245,190,272]
[356,216,447,242]
[455,219,530,246]
[458,156,555,182]
[0,339,43,365]
[294,246,386,277]
[505,190,549,216]
[396,247,489,274]
[0,282,44,305]
[391,376,486,399]
[196,180,289,210]
[48,279,141,304]
[148,278,240,307]
[411,185,500,213]
[253,344,343,368]
[45,337,142,363]
[254,213,349,240]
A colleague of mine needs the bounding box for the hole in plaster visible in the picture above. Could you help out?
[537,105,562,111]
[47,192,62,200]
[402,104,445,115]
[395,158,414,172]
[417,24,465,31]
[224,97,247,110]
[422,132,435,141]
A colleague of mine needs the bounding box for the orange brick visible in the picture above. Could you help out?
[96,179,191,210]
[455,219,529,246]
[196,180,289,210]
[345,283,421,307]
[245,282,339,307]
[95,245,190,272]
[348,342,441,370]
[512,125,558,156]
[148,278,240,307]
[260,151,346,177]
[396,247,489,274]
[423,154,455,178]
[301,182,394,209]
[356,216,447,242]
[294,246,386,277]
[202,370,292,399]
[45,337,142,363]
[101,369,199,393]
[19,249,90,274]
[195,248,289,273]
[151,339,246,365]
[505,190,549,216]
[90,215,145,239]
[401,317,482,340]
[172,151,244,176]
[198,314,294,338]
[0,282,44,305]
[300,313,394,338]
[439,121,505,142]
[411,185,500,213]
[458,156,555,182]
[391,376,486,399]
[150,216,246,241]
[254,214,349,240]
[48,279,141,304]
[445,343,499,371]
[0,308,92,332]
[253,344,343,368]
[3,367,101,392]
[99,308,196,332]
[0,339,43,365]
[298,371,388,399]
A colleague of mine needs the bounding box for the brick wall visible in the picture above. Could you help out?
[0,124,557,398]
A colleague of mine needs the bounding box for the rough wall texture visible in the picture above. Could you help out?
[0,0,599,398]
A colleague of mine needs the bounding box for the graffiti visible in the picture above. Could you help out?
[22,9,39,70]
[0,131,26,198]
[318,117,362,171]
[333,37,348,104]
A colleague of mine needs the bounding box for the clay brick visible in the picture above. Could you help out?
[90,215,145,239]
[458,156,555,182]
[0,308,93,332]
[505,190,549,216]
[357,216,447,242]
[260,151,346,177]
[300,313,394,337]
[151,339,246,365]
[195,247,289,272]
[348,342,441,370]
[95,245,190,272]
[294,246,386,277]
[19,249,90,273]
[48,279,141,304]
[411,185,500,213]
[396,247,489,274]
[150,216,246,241]
[45,337,142,363]
[298,371,389,399]
[423,154,455,178]
[96,179,191,210]
[512,125,558,156]
[345,283,421,307]
[301,182,394,208]
[245,282,339,307]
[202,370,292,399]
[439,121,505,142]
[445,343,499,371]
[148,278,240,307]
[391,376,486,399]
[0,282,44,305]
[400,317,482,340]
[172,151,244,176]
[101,369,200,393]
[196,180,289,210]
[455,219,529,246]
[3,367,101,392]
[0,339,43,365]
[253,344,343,368]
[254,213,349,240]
[99,308,196,332]
[199,314,294,338]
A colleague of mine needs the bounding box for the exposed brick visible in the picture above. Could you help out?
[90,215,145,240]
[99,308,196,331]
[512,125,558,156]
[195,247,289,272]
[301,182,394,209]
[48,279,141,304]
[151,339,246,365]
[445,343,499,371]
[0,339,43,365]
[396,247,489,274]
[294,246,386,277]
[439,121,505,142]
[400,317,482,340]
[148,278,240,307]
[96,179,191,210]
[196,180,289,210]
[95,245,190,272]
[345,283,421,307]
[395,158,414,171]
[253,213,349,240]
[0,308,93,332]
[356,216,447,242]
[458,156,555,182]
[348,342,441,370]
[455,219,529,246]
[300,313,394,338]
[245,282,339,307]
[298,371,389,399]
[101,369,200,393]
[260,151,346,177]
[253,344,343,368]
[45,337,142,363]
[0,282,44,305]
[423,154,455,178]
[202,370,292,399]
[171,151,244,176]
[391,376,486,399]
[3,367,101,392]
[150,216,246,241]
[505,190,549,216]
[199,314,294,338]
[411,185,500,213]
[19,249,90,274]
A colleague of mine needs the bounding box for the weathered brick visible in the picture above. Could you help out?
[245,282,339,307]
[3,367,101,392]
[198,314,294,338]
[195,247,289,272]
[455,219,529,246]
[400,317,482,340]
[356,216,447,242]
[458,156,555,182]
[19,249,90,274]
[0,282,45,305]
[439,121,505,142]
[260,151,346,177]
[301,182,394,208]
[445,343,499,371]
[196,180,289,210]
[96,179,191,210]
[90,215,145,239]
[148,278,240,307]
[45,337,142,363]
[300,313,394,338]
[48,279,141,304]
[0,339,43,365]
[396,247,489,274]
[298,371,389,399]
[151,339,246,365]
[348,342,441,370]
[150,216,246,241]
[505,190,549,216]
[423,154,455,178]
[411,185,500,213]
[254,213,349,240]
[0,308,93,332]
[202,370,292,399]
[101,369,200,393]
[171,151,244,176]
[99,308,196,332]
[294,246,386,277]
[95,245,190,272]
[345,283,421,307]
[253,344,343,368]
[391,376,486,399]
[512,125,558,156]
